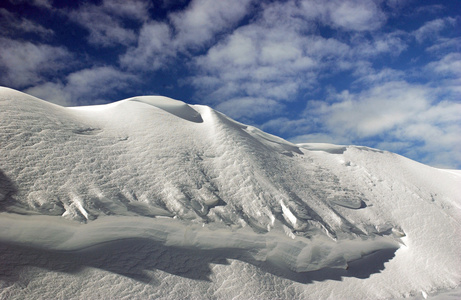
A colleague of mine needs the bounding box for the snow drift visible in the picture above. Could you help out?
[0,87,460,299]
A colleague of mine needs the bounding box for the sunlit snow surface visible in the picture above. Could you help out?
[0,87,460,299]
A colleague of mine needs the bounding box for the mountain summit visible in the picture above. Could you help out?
[1,87,460,299]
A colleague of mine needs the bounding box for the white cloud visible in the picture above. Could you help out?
[0,8,54,37]
[24,81,73,106]
[326,0,385,31]
[204,31,258,67]
[352,30,408,58]
[25,66,138,106]
[185,0,407,121]
[120,22,175,70]
[68,0,150,47]
[299,0,387,31]
[290,133,350,145]
[315,82,430,137]
[169,0,253,50]
[426,37,461,54]
[119,0,391,83]
[413,4,445,16]
[426,52,461,77]
[120,0,253,71]
[0,38,71,88]
[99,0,150,20]
[293,80,461,168]
[261,118,312,136]
[8,0,52,9]
[385,0,411,10]
[190,22,342,102]
[412,17,458,43]
[65,66,138,99]
[32,0,51,8]
[353,67,405,85]
[215,97,280,120]
[188,0,394,117]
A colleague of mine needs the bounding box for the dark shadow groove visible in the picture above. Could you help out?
[0,237,397,286]
[0,170,19,212]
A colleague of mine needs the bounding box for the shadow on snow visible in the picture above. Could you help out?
[0,237,397,286]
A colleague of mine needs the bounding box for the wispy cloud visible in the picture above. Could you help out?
[8,0,52,9]
[426,52,461,77]
[426,37,461,54]
[0,37,71,88]
[68,0,150,47]
[0,8,53,38]
[169,0,253,50]
[120,21,175,70]
[353,67,405,85]
[261,117,312,137]
[25,66,138,106]
[307,81,431,137]
[215,97,280,121]
[351,30,408,58]
[301,0,387,31]
[412,17,458,43]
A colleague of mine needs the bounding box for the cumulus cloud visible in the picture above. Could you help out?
[0,38,71,88]
[25,66,138,106]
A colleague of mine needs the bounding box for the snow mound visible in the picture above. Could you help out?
[298,143,347,154]
[1,87,460,299]
[128,96,203,123]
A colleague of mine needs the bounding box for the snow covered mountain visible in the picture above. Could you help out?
[0,87,460,299]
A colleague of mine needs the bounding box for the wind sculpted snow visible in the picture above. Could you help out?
[0,87,460,299]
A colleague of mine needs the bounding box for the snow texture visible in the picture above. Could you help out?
[0,87,460,299]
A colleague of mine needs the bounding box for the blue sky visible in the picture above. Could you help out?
[1,0,460,168]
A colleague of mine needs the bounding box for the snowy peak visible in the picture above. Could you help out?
[71,94,204,123]
[1,87,461,298]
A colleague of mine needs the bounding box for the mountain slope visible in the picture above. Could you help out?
[0,87,460,299]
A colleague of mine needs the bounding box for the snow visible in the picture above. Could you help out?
[71,95,204,123]
[0,86,460,299]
